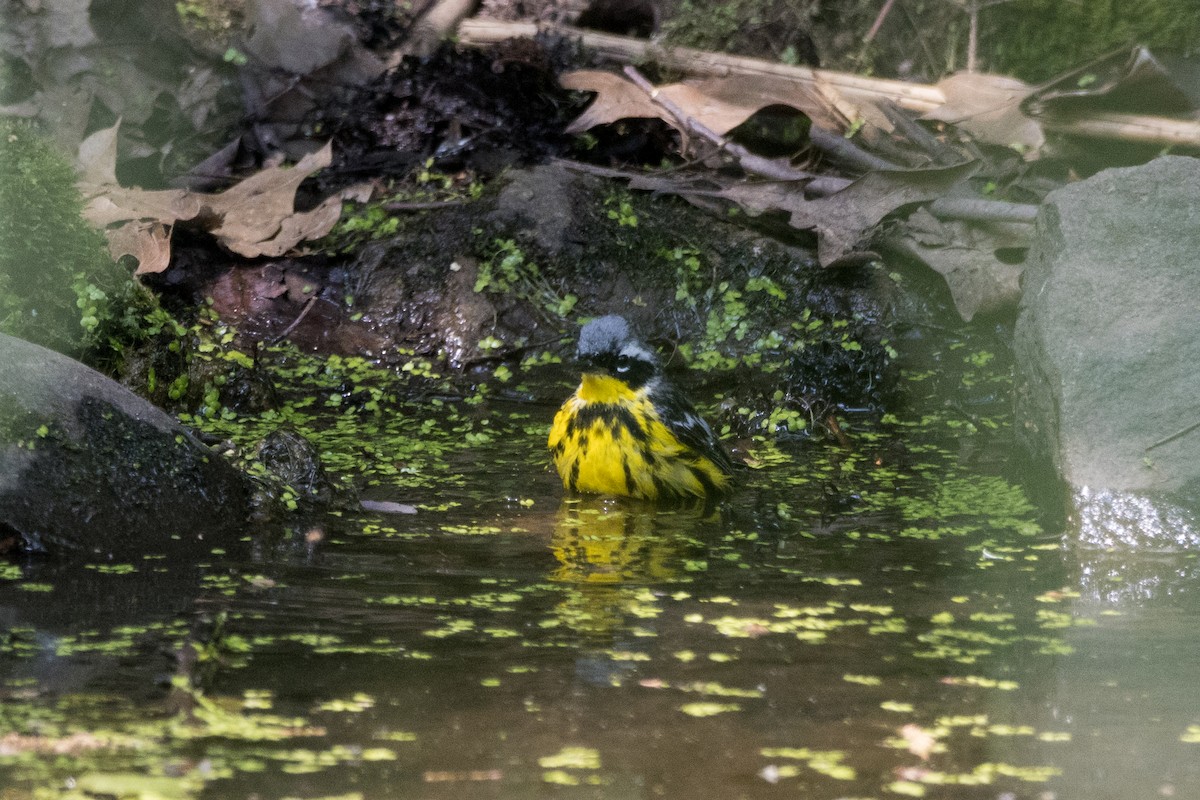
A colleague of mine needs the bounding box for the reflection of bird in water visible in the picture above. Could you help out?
[548,315,735,503]
[547,497,713,641]
[550,497,683,585]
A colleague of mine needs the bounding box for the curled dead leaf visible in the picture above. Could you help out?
[75,122,120,186]
[884,207,1027,321]
[717,160,979,265]
[925,72,1043,151]
[206,142,335,252]
[76,124,369,272]
[562,70,663,133]
[106,221,172,276]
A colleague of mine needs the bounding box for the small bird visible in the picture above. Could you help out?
[548,315,735,502]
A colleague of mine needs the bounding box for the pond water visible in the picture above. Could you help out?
[3,338,1200,800]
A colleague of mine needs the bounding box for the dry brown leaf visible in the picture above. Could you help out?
[207,141,334,252]
[562,70,667,133]
[925,72,1043,151]
[106,221,172,275]
[661,83,758,137]
[1026,46,1199,116]
[235,195,337,258]
[717,160,979,265]
[885,207,1026,321]
[77,123,364,272]
[215,182,371,259]
[83,190,204,229]
[682,75,846,135]
[561,70,857,140]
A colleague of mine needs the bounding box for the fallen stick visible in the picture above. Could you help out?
[554,158,1037,226]
[456,18,1200,149]
[807,126,898,173]
[928,196,1038,224]
[458,19,944,112]
[1038,111,1200,148]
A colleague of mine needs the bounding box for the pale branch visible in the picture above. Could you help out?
[928,196,1038,224]
[456,18,1200,149]
[382,199,469,211]
[457,19,946,112]
[1146,419,1200,452]
[1039,111,1200,148]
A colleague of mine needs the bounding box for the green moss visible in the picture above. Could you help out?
[661,0,820,63]
[320,159,484,255]
[176,342,495,505]
[985,0,1200,81]
[0,121,161,368]
[474,238,577,319]
[661,0,1198,84]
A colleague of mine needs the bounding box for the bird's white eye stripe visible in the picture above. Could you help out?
[619,344,655,363]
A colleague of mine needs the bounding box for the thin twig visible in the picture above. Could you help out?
[878,102,960,164]
[865,0,899,42]
[457,333,572,368]
[967,0,978,72]
[551,158,732,191]
[382,199,469,211]
[1146,419,1200,451]
[551,157,661,181]
[270,295,321,344]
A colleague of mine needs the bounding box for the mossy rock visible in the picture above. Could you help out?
[0,332,252,557]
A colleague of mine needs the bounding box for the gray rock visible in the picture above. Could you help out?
[489,164,581,258]
[1014,156,1200,548]
[0,333,250,557]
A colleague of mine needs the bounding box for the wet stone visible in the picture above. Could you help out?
[1015,155,1200,548]
[0,332,251,557]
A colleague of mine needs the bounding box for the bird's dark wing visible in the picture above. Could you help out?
[653,381,736,476]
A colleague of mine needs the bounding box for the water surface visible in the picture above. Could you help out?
[3,343,1200,800]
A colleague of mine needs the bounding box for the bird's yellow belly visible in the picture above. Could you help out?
[548,392,729,501]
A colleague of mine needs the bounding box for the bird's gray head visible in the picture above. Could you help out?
[576,315,660,387]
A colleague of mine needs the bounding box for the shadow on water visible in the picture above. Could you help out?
[4,353,1200,798]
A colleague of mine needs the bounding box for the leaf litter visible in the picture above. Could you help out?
[560,66,1010,280]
